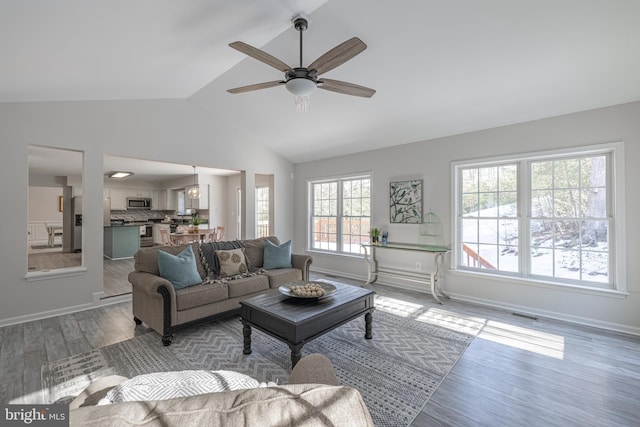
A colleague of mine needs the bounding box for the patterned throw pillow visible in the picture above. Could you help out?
[103,370,275,404]
[216,248,248,277]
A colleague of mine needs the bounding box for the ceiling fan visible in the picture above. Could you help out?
[227,14,375,111]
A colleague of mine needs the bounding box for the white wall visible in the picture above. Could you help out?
[200,174,231,229]
[28,187,62,222]
[0,99,295,324]
[294,101,640,335]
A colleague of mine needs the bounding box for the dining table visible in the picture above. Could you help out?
[170,231,210,245]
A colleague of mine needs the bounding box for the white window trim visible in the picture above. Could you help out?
[451,141,626,294]
[306,172,372,256]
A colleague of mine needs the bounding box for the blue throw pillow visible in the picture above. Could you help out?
[263,239,292,270]
[157,246,202,290]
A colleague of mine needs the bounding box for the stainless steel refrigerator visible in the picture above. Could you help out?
[71,197,82,252]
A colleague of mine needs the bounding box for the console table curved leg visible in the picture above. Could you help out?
[362,245,378,285]
[433,253,450,302]
[242,321,252,355]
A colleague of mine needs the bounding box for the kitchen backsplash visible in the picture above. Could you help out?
[110,210,207,222]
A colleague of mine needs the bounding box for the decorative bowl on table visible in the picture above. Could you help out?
[279,281,336,299]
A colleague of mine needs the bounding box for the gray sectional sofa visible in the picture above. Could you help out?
[128,236,312,345]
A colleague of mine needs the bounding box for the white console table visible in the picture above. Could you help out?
[361,243,451,304]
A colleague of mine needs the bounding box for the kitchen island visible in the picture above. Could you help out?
[104,224,140,259]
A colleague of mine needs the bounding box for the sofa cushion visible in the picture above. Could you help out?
[242,237,279,269]
[134,243,207,280]
[69,384,375,427]
[157,246,202,290]
[227,274,270,298]
[263,239,292,270]
[262,268,303,288]
[216,248,248,277]
[175,282,229,311]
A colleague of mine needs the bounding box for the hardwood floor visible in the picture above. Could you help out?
[1,273,638,426]
[26,250,133,297]
[103,258,133,297]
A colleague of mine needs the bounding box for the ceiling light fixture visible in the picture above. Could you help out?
[285,77,316,113]
[107,171,134,179]
[187,165,201,199]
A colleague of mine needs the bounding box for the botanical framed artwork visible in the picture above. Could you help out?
[390,180,422,223]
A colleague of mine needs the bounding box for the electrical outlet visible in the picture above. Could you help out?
[415,262,421,270]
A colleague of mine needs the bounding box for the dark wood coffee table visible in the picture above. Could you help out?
[240,282,375,368]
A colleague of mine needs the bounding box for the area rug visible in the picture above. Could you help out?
[42,304,480,426]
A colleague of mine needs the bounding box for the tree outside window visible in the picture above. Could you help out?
[455,145,619,291]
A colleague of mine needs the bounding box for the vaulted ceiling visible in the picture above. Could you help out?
[4,1,640,164]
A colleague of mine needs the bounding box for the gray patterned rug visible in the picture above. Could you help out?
[42,301,481,426]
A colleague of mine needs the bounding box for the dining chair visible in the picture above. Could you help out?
[158,229,175,246]
[45,222,63,247]
[200,228,216,242]
[215,226,225,242]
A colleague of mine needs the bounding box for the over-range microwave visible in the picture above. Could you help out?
[126,197,152,210]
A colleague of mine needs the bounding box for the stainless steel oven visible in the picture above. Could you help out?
[139,223,153,247]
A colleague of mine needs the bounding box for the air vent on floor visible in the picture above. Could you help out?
[512,312,539,320]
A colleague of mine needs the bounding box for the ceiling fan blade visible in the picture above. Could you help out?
[308,37,367,76]
[227,81,284,94]
[318,78,376,98]
[229,41,292,72]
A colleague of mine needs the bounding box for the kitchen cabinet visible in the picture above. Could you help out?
[107,188,128,210]
[151,190,161,210]
[186,184,209,210]
[126,189,152,198]
[155,189,175,210]
[104,225,139,259]
[166,189,177,210]
[157,190,167,210]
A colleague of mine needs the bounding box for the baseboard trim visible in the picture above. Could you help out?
[448,292,640,337]
[310,267,365,282]
[0,293,132,328]
[311,267,640,337]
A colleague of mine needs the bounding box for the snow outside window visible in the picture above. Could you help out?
[453,143,625,292]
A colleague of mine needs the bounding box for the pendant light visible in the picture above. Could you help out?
[187,165,201,199]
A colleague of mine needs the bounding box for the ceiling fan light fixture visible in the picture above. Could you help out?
[285,77,316,96]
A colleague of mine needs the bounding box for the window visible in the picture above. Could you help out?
[453,143,625,291]
[255,186,269,238]
[309,175,371,254]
